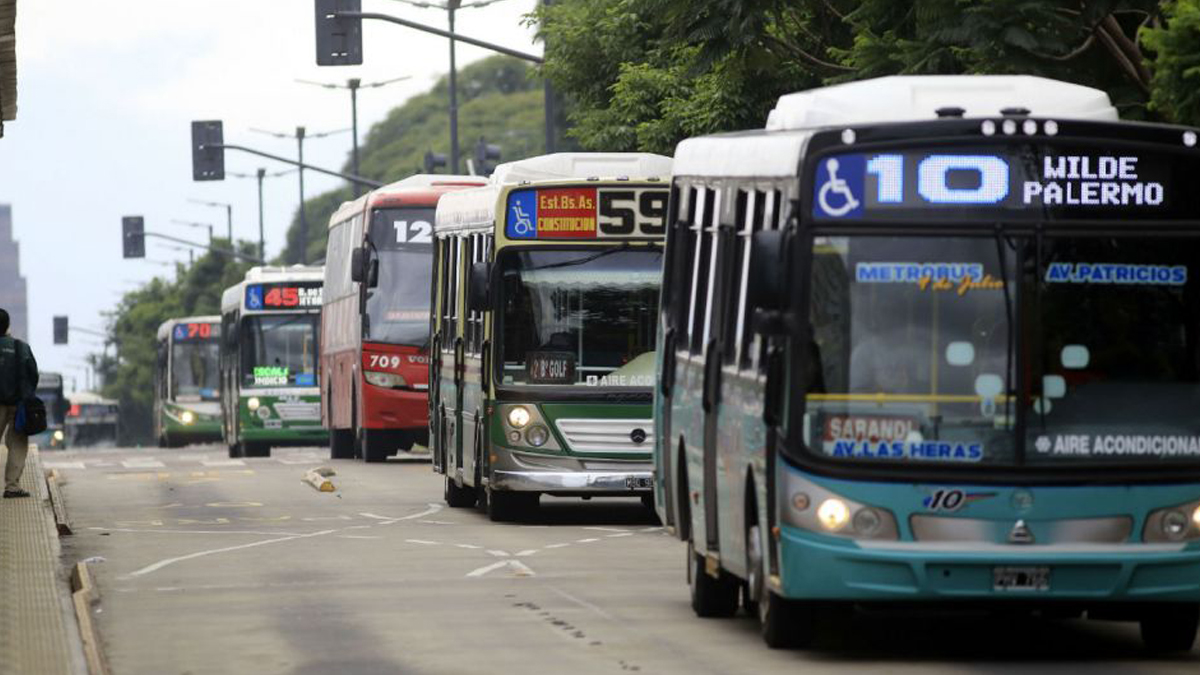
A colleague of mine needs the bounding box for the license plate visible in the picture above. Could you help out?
[625,476,652,489]
[993,566,1050,591]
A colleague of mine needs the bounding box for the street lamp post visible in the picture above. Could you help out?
[296,75,411,196]
[249,126,349,264]
[229,167,294,264]
[170,219,214,245]
[188,198,233,243]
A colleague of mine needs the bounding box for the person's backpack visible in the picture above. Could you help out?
[15,394,46,435]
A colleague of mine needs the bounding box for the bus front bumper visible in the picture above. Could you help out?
[778,525,1200,602]
[491,469,653,495]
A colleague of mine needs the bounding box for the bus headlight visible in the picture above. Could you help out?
[1144,498,1200,542]
[247,397,261,411]
[782,471,898,540]
[53,430,64,442]
[364,371,407,389]
[507,406,531,429]
[525,424,549,447]
[180,411,196,425]
[817,499,850,531]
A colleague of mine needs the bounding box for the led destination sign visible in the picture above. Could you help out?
[811,146,1184,221]
[172,322,217,341]
[245,282,323,311]
[506,186,668,240]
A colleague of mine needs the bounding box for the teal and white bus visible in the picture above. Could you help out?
[656,75,1200,651]
[155,316,222,447]
[220,266,325,457]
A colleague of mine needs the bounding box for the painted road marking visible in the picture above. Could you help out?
[122,529,338,578]
[583,527,629,533]
[487,550,510,558]
[516,549,538,557]
[576,538,600,543]
[42,461,86,469]
[466,559,536,578]
[543,543,571,549]
[405,539,440,545]
[91,527,307,537]
[202,459,245,467]
[122,458,166,469]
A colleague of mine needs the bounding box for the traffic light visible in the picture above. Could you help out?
[474,137,502,176]
[315,0,363,66]
[52,316,68,345]
[122,216,145,259]
[424,151,448,174]
[191,120,225,181]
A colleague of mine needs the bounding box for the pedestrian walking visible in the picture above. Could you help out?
[0,308,39,498]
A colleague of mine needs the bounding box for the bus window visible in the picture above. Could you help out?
[173,339,219,401]
[241,315,320,388]
[364,208,436,347]
[1025,237,1200,463]
[805,235,1016,466]
[499,247,662,387]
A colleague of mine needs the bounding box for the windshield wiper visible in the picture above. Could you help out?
[521,242,636,272]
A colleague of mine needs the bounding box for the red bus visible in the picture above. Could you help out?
[322,174,487,461]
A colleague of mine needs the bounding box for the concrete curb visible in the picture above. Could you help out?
[303,466,336,492]
[70,562,109,675]
[44,467,72,535]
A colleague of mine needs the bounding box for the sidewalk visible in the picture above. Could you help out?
[0,445,86,674]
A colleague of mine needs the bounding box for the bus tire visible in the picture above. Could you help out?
[243,442,270,458]
[330,429,355,459]
[747,523,814,648]
[1140,603,1199,652]
[361,430,389,463]
[444,475,476,508]
[688,540,739,618]
[487,489,536,523]
[228,442,242,458]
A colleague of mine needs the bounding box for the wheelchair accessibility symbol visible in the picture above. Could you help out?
[507,190,539,239]
[816,158,860,218]
[813,155,865,219]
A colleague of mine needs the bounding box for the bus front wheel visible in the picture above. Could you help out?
[444,476,476,508]
[688,540,739,618]
[243,442,270,458]
[1140,603,1199,652]
[747,523,814,648]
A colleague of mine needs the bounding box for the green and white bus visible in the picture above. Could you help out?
[657,75,1200,651]
[155,316,222,447]
[220,266,325,458]
[432,153,673,520]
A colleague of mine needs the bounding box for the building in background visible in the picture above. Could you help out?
[0,0,15,137]
[0,204,27,340]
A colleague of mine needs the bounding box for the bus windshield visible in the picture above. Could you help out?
[1026,236,1200,464]
[498,247,661,387]
[36,387,66,427]
[365,207,435,347]
[241,315,320,388]
[172,340,219,401]
[806,235,1016,466]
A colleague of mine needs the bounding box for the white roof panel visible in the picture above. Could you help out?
[489,152,672,184]
[673,132,810,179]
[767,75,1117,131]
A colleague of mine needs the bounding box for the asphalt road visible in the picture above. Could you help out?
[47,445,1199,675]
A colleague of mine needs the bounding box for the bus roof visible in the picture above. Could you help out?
[37,372,62,388]
[435,152,673,233]
[675,75,1120,179]
[220,264,324,313]
[766,75,1117,131]
[67,391,117,406]
[328,173,488,229]
[155,315,220,341]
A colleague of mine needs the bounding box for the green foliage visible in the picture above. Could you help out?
[1143,0,1200,126]
[537,0,1182,152]
[280,55,567,264]
[95,242,257,444]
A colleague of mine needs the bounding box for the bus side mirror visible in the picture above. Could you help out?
[748,230,785,311]
[367,258,379,288]
[468,262,490,311]
[350,247,366,283]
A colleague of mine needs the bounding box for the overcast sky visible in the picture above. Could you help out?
[0,0,541,391]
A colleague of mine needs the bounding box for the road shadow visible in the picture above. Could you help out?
[713,604,1200,666]
[521,496,659,527]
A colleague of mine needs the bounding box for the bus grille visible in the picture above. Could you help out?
[274,402,321,421]
[555,418,654,454]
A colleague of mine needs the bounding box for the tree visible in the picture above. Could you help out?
[96,242,256,444]
[536,0,1192,153]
